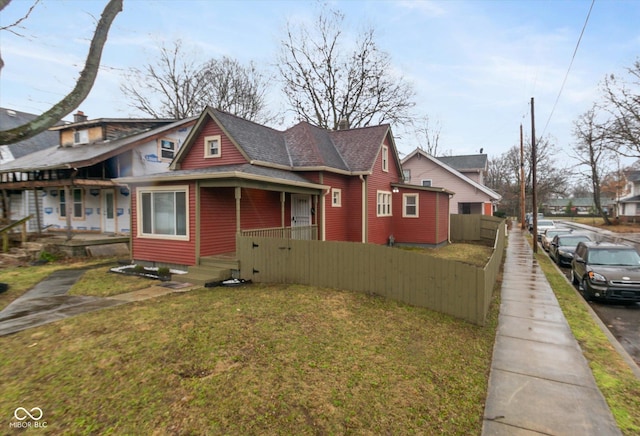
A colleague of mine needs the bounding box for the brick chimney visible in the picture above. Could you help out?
[73,111,88,123]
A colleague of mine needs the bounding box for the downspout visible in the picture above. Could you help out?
[360,175,367,243]
[235,187,242,235]
[435,190,439,243]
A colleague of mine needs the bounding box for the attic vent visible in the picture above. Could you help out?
[6,110,16,117]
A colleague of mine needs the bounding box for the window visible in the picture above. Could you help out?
[73,129,89,144]
[381,145,389,172]
[377,190,392,216]
[159,138,177,160]
[204,135,222,158]
[60,188,84,219]
[332,188,342,207]
[138,186,189,239]
[403,194,419,217]
[402,169,411,182]
[421,179,432,187]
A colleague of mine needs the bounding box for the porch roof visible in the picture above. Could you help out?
[116,163,329,194]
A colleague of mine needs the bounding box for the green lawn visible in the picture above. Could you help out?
[0,277,499,434]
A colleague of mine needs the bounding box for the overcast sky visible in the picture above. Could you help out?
[1,0,639,163]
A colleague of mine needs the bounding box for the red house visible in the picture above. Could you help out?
[119,107,451,279]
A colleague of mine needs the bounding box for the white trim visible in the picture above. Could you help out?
[204,135,222,159]
[382,145,389,172]
[136,185,190,241]
[158,137,177,162]
[376,190,392,217]
[331,188,342,207]
[402,193,419,218]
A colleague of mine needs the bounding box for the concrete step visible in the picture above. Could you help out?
[199,256,239,270]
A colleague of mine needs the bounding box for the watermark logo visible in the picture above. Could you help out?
[9,407,47,429]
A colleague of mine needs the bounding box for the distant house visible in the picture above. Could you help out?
[616,170,640,222]
[0,108,64,230]
[401,149,501,215]
[117,107,452,270]
[0,111,196,235]
[543,197,612,215]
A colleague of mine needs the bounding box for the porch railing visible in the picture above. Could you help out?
[0,215,33,252]
[240,225,318,240]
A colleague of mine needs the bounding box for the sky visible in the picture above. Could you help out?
[1,0,639,165]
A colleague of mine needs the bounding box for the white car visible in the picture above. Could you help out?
[541,228,573,251]
[535,219,556,241]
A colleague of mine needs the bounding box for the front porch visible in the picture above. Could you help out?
[171,225,318,286]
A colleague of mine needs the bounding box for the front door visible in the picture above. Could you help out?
[102,189,116,233]
[291,194,311,240]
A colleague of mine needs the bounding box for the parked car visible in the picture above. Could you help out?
[571,241,640,303]
[541,228,573,251]
[535,219,555,241]
[549,233,592,266]
[526,212,545,231]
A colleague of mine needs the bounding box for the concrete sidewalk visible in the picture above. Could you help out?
[482,227,621,435]
[0,269,196,336]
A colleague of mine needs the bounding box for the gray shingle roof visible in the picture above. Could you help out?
[436,154,487,171]
[0,108,62,158]
[202,108,390,173]
[0,117,196,172]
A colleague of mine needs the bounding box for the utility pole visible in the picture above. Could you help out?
[531,97,538,253]
[520,124,525,230]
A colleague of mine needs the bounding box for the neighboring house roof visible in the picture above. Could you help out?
[435,154,488,172]
[401,148,501,201]
[172,107,398,175]
[624,170,640,183]
[544,197,612,208]
[619,195,640,203]
[0,107,62,159]
[0,117,197,173]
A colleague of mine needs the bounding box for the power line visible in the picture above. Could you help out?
[540,0,595,138]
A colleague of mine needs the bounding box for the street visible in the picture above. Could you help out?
[541,220,640,367]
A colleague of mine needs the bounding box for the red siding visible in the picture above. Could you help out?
[199,187,237,256]
[180,119,247,170]
[131,182,197,266]
[322,172,359,242]
[367,135,402,244]
[391,188,449,245]
[240,188,284,231]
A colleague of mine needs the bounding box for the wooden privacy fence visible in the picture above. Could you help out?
[450,214,504,243]
[237,216,506,325]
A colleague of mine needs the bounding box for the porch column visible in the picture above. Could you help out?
[235,187,241,234]
[280,192,286,229]
[33,188,42,236]
[64,185,72,241]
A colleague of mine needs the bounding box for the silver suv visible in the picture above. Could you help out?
[571,241,640,303]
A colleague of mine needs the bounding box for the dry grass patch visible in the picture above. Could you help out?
[67,267,156,298]
[400,242,494,267]
[0,282,499,435]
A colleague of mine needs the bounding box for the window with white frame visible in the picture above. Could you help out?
[60,188,84,219]
[382,145,389,172]
[402,169,411,182]
[377,190,392,216]
[332,188,342,207]
[421,179,432,187]
[159,138,177,161]
[403,193,419,217]
[204,135,222,158]
[73,129,89,144]
[138,186,189,239]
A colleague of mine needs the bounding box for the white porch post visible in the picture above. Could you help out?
[235,187,242,234]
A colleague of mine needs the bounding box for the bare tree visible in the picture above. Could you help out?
[277,8,416,130]
[601,59,640,158]
[486,137,569,216]
[571,105,613,224]
[121,40,273,123]
[0,0,123,145]
[415,115,442,156]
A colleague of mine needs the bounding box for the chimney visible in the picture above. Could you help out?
[337,118,350,130]
[73,111,88,123]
